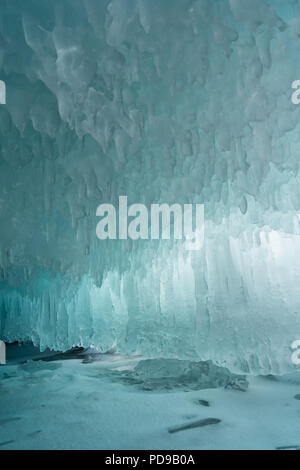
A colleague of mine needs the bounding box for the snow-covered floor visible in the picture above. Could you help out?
[1,346,300,450]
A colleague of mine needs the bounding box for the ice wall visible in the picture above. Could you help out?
[1,0,300,374]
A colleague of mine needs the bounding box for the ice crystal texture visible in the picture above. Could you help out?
[1,0,300,374]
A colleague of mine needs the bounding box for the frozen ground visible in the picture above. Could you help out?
[1,345,300,450]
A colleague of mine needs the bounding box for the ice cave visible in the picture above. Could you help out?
[1,0,300,452]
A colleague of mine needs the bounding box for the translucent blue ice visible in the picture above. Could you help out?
[1,0,300,374]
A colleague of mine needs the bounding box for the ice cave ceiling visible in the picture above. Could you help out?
[1,0,300,374]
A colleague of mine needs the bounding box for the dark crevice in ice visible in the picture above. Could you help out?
[168,418,221,434]
[197,399,210,407]
[0,441,15,447]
